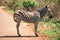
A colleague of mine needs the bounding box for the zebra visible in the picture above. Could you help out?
[13,6,53,37]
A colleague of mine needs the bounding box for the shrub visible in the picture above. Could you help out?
[39,17,60,40]
[22,0,39,11]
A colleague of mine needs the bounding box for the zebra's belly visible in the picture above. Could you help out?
[22,16,39,23]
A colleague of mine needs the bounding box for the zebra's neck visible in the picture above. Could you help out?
[40,10,46,18]
[38,8,47,18]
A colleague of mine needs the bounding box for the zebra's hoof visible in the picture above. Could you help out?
[18,34,21,37]
[36,34,39,37]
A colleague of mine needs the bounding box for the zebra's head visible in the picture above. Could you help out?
[37,5,53,18]
[46,6,53,18]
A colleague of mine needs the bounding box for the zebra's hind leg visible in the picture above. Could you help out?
[34,22,39,37]
[16,23,21,37]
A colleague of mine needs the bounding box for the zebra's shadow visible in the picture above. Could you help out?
[0,36,38,38]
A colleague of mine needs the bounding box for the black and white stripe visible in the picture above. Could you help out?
[13,6,53,37]
[13,10,40,23]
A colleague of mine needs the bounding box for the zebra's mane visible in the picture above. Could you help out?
[37,6,48,12]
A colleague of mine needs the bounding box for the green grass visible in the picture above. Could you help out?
[6,9,14,15]
[3,7,14,15]
[41,30,58,37]
[39,17,60,40]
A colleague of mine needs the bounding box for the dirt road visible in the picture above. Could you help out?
[0,7,49,40]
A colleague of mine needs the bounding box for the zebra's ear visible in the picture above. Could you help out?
[45,5,48,9]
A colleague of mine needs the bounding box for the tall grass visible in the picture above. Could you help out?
[39,17,60,40]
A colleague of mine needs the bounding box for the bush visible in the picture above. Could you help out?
[4,0,18,10]
[22,0,39,11]
[23,0,39,7]
[3,0,40,11]
[39,17,60,40]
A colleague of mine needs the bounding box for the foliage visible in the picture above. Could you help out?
[39,2,45,6]
[58,0,60,5]
[41,30,58,37]
[39,17,60,40]
[2,0,23,10]
[45,0,51,5]
[23,0,39,8]
[22,0,39,11]
[3,6,14,15]
[2,0,40,11]
[3,0,18,10]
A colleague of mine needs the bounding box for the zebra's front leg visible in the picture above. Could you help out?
[16,23,21,37]
[34,22,39,37]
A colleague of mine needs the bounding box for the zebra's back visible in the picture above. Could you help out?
[14,10,40,23]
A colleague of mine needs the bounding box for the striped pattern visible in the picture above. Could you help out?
[13,10,40,23]
[13,6,53,36]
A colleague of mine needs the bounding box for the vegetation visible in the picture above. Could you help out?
[39,17,60,40]
[22,0,39,11]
